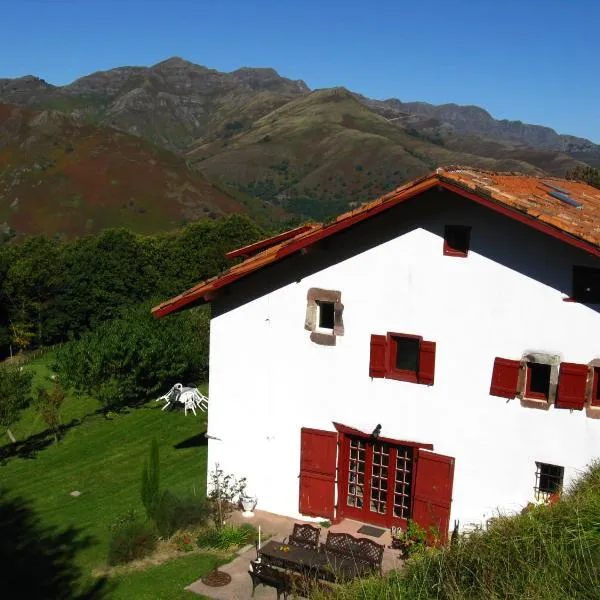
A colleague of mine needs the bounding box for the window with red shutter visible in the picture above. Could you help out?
[490,357,521,398]
[369,335,387,378]
[555,362,588,410]
[387,333,421,382]
[370,333,436,386]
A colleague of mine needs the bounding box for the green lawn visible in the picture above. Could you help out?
[1,352,212,598]
[110,553,228,600]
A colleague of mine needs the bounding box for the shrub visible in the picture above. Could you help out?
[107,520,157,566]
[140,439,209,539]
[153,490,209,539]
[207,463,246,530]
[196,524,257,551]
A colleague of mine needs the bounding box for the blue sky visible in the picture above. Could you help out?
[2,0,599,142]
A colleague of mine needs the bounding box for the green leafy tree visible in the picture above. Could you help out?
[53,302,209,409]
[0,367,33,443]
[34,379,66,444]
[3,236,65,348]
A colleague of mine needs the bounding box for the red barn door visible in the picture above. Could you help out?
[298,428,338,519]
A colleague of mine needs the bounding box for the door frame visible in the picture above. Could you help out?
[333,422,433,527]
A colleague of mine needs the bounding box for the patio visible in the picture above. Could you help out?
[186,509,404,599]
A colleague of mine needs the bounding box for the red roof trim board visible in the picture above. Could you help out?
[152,167,600,319]
[225,224,316,259]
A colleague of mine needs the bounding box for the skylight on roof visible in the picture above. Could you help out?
[542,181,569,194]
[548,190,582,209]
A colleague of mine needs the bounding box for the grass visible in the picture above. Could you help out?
[312,463,600,600]
[1,352,212,598]
[109,553,226,600]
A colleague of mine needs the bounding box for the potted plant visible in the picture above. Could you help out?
[240,492,257,517]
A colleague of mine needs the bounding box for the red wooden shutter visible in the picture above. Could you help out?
[369,334,387,378]
[418,341,436,385]
[412,449,455,543]
[556,362,588,410]
[299,428,338,519]
[490,357,521,398]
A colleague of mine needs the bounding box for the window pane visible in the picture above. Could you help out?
[528,363,551,397]
[317,301,335,329]
[393,337,420,372]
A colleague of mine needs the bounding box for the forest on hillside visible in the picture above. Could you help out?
[0,214,265,359]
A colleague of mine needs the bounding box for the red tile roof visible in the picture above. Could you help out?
[152,167,600,318]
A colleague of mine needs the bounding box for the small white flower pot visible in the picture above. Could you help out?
[241,496,257,517]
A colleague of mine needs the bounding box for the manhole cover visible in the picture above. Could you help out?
[201,570,232,587]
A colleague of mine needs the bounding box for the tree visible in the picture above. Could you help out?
[141,438,161,522]
[0,367,32,443]
[34,379,66,444]
[53,302,210,409]
[565,165,600,190]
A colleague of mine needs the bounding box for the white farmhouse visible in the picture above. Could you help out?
[153,167,600,540]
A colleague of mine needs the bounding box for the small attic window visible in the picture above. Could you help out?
[305,288,344,346]
[572,266,600,303]
[443,225,471,257]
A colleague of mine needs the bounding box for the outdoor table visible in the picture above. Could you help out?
[258,539,371,582]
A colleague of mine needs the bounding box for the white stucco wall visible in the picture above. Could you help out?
[206,192,600,530]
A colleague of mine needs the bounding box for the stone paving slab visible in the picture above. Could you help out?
[186,509,404,599]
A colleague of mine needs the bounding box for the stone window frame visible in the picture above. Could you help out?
[304,288,344,346]
[585,359,600,419]
[518,351,560,411]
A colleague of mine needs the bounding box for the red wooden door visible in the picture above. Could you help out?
[412,449,455,542]
[298,428,338,519]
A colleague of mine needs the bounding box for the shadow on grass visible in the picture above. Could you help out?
[0,414,96,463]
[173,431,208,450]
[0,488,111,599]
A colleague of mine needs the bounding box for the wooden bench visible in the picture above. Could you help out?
[322,532,385,575]
[249,560,292,600]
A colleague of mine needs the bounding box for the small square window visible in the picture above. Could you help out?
[388,334,421,382]
[572,266,600,303]
[526,362,551,400]
[443,225,471,257]
[316,301,335,331]
[534,462,564,501]
[393,337,420,373]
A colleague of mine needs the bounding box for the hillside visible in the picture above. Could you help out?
[0,104,281,238]
[0,57,597,222]
[187,88,581,218]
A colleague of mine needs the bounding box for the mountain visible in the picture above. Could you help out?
[0,58,308,152]
[186,87,572,218]
[0,57,597,222]
[361,96,600,169]
[0,104,281,239]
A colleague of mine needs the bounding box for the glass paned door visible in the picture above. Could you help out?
[343,436,414,527]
